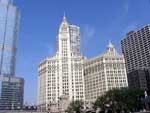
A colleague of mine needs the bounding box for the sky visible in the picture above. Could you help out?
[13,0,150,104]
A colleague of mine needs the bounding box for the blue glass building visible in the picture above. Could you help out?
[0,0,20,76]
[0,0,24,110]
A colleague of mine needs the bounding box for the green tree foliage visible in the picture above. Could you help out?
[66,100,84,113]
[94,88,144,113]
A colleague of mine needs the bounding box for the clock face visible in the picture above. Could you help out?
[61,26,68,32]
[62,34,67,38]
[62,27,67,32]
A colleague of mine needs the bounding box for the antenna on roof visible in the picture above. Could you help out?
[64,11,66,17]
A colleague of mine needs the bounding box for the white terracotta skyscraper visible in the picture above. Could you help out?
[38,16,85,110]
[84,42,128,103]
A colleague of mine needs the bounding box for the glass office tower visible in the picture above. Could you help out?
[0,0,20,76]
[0,0,13,4]
[0,0,24,110]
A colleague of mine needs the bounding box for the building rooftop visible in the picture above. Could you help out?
[126,24,150,37]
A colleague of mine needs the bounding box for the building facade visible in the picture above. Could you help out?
[38,16,85,110]
[0,0,20,76]
[0,0,13,4]
[0,0,24,110]
[84,42,128,103]
[121,25,150,73]
[127,69,150,91]
[0,76,24,110]
[121,25,150,91]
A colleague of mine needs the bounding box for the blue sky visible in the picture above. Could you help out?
[14,0,150,104]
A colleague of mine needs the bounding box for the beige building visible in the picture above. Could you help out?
[84,42,128,103]
[38,16,129,110]
[38,16,85,110]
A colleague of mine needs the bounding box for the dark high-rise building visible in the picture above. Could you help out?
[0,0,24,110]
[127,69,150,91]
[121,25,150,73]
[121,25,150,91]
[0,76,24,110]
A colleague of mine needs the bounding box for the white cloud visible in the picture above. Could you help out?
[46,44,55,56]
[81,25,96,50]
[123,23,138,34]
[124,3,129,13]
[122,0,130,14]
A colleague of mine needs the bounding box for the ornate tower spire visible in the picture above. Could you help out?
[63,11,66,19]
[62,13,68,24]
[102,41,118,56]
[108,41,114,48]
[107,41,115,52]
[59,15,69,33]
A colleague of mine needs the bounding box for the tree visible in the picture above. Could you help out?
[105,89,123,113]
[94,88,144,113]
[94,95,107,111]
[121,88,144,112]
[66,100,84,113]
